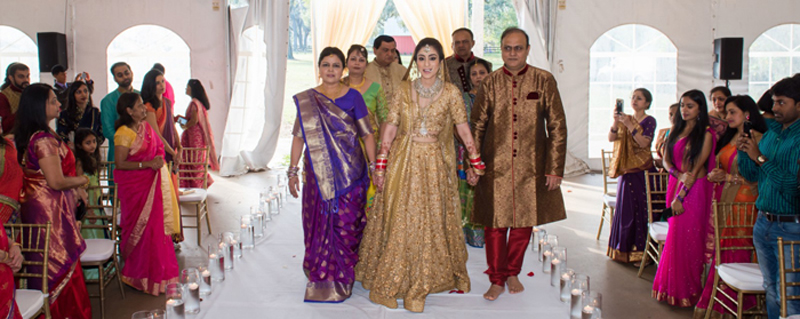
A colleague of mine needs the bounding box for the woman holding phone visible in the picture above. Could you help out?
[177,79,218,188]
[606,88,657,263]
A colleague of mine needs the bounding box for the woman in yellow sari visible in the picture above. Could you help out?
[356,38,481,313]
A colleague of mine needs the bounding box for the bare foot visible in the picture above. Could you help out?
[483,284,505,301]
[507,276,525,294]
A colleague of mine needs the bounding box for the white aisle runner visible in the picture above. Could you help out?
[195,195,570,319]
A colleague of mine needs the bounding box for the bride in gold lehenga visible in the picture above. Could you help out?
[355,38,485,312]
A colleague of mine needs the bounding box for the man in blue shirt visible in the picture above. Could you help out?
[738,76,800,318]
[100,62,137,163]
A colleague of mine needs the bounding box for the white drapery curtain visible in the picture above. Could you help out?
[514,0,590,177]
[310,0,387,78]
[220,0,290,176]
[393,0,466,57]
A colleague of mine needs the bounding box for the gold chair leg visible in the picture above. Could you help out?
[204,203,212,238]
[597,203,607,241]
[196,203,203,246]
[704,273,721,319]
[114,253,126,299]
[637,235,651,278]
[736,291,744,318]
[99,263,106,319]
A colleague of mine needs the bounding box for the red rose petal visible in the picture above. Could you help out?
[527,271,535,277]
[449,289,458,294]
[456,290,465,294]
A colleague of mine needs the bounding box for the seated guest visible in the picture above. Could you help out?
[606,88,657,263]
[709,86,732,138]
[0,63,30,136]
[653,89,716,307]
[738,77,800,318]
[177,79,219,188]
[114,92,180,295]
[14,83,91,318]
[0,126,24,319]
[694,95,767,317]
[57,80,104,146]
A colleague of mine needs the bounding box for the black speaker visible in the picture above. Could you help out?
[714,37,743,80]
[37,32,68,73]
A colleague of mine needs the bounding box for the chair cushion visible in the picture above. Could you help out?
[648,222,669,241]
[80,239,115,263]
[717,263,765,292]
[603,194,617,208]
[16,289,44,319]
[179,188,207,202]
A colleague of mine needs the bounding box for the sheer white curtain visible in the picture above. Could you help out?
[220,0,290,176]
[514,0,590,177]
[393,0,466,57]
[310,0,387,78]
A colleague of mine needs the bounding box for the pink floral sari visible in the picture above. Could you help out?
[114,123,179,296]
[653,127,716,307]
[179,99,218,188]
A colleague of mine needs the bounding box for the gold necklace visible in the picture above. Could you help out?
[319,84,342,100]
[349,77,366,90]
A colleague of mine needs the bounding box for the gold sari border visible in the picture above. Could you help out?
[303,281,352,303]
[49,261,78,304]
[0,195,19,212]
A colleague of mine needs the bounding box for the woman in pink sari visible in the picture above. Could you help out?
[113,92,180,296]
[178,79,218,187]
[653,89,716,307]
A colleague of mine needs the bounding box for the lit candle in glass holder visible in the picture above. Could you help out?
[542,247,553,273]
[165,283,186,319]
[197,265,212,296]
[208,245,224,282]
[180,269,201,314]
[582,292,602,319]
[251,207,264,238]
[259,192,272,222]
[269,186,280,215]
[550,257,562,286]
[231,233,242,258]
[560,268,575,303]
[240,215,255,249]
[218,240,233,270]
[272,187,282,209]
[570,274,590,318]
[536,228,548,257]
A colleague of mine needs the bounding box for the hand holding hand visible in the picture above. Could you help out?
[150,156,165,170]
[707,168,725,183]
[374,174,385,192]
[8,245,22,273]
[466,168,480,186]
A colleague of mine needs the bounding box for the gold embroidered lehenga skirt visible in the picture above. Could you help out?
[355,140,470,312]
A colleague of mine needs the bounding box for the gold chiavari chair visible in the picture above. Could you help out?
[177,146,212,246]
[637,171,669,278]
[80,186,125,319]
[705,202,766,318]
[7,222,51,319]
[597,149,617,240]
[779,237,800,318]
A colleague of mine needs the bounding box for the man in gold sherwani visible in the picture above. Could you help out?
[469,27,567,301]
[365,35,407,105]
[445,28,492,93]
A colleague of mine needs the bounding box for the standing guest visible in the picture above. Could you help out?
[469,27,568,301]
[459,58,491,248]
[652,89,716,307]
[654,103,679,160]
[57,80,103,146]
[446,27,493,93]
[342,45,387,210]
[101,62,137,163]
[288,47,376,303]
[738,77,800,318]
[177,79,219,188]
[152,63,175,107]
[393,48,403,66]
[357,38,475,312]
[709,86,732,138]
[73,128,106,240]
[606,88,657,263]
[0,63,30,135]
[694,95,767,318]
[51,64,69,106]
[365,35,407,107]
[113,92,180,295]
[14,83,91,318]
[0,129,23,319]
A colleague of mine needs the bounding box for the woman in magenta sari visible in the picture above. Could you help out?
[0,126,24,319]
[288,47,376,303]
[177,79,219,188]
[14,83,91,318]
[653,89,716,307]
[113,92,180,296]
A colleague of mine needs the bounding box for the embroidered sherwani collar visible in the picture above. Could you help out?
[454,53,475,63]
[502,65,530,77]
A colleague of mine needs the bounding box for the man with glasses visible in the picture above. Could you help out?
[469,27,568,301]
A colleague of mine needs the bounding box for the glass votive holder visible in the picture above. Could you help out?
[250,207,264,238]
[560,268,575,303]
[131,311,154,319]
[150,309,164,319]
[259,192,272,222]
[553,246,568,266]
[218,236,234,270]
[165,283,186,319]
[273,188,282,209]
[240,215,255,249]
[197,265,212,296]
[531,227,542,252]
[269,187,280,215]
[231,233,242,258]
[582,292,602,319]
[570,274,590,319]
[180,269,201,314]
[277,177,287,206]
[550,255,564,287]
[537,229,548,260]
[542,245,553,273]
[207,245,224,282]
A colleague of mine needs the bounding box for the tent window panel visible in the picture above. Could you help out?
[749,24,800,99]
[0,25,40,83]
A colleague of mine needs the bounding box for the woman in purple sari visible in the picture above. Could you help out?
[288,47,376,303]
[113,92,180,295]
[653,89,716,307]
